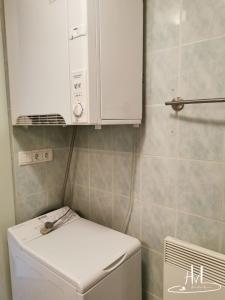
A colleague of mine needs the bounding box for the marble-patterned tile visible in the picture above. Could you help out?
[142,248,163,299]
[90,151,113,192]
[146,0,180,51]
[177,160,224,220]
[220,223,225,255]
[89,126,113,151]
[90,188,113,227]
[134,127,142,154]
[178,104,225,161]
[70,149,89,187]
[142,204,176,253]
[43,126,72,149]
[112,125,135,153]
[143,291,162,300]
[112,194,130,232]
[182,0,225,44]
[181,38,225,100]
[15,163,46,197]
[113,153,132,197]
[127,200,142,239]
[15,192,48,223]
[142,156,177,208]
[176,213,220,252]
[141,106,178,157]
[145,48,178,105]
[72,184,90,219]
[13,127,44,152]
[222,194,225,222]
[47,186,63,211]
[133,155,141,200]
[76,126,89,149]
[45,148,69,194]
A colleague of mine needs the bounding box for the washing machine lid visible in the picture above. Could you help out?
[9,213,140,293]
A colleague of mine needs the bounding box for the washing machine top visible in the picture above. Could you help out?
[8,207,141,293]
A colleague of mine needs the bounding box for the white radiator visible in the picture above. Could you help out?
[164,237,225,300]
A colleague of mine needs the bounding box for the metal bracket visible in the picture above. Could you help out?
[170,97,185,112]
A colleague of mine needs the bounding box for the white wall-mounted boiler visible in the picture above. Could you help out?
[4,0,143,126]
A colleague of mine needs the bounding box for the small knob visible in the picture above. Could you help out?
[73,103,83,118]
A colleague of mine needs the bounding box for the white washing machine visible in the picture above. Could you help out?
[8,207,142,300]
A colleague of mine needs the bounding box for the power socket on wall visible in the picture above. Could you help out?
[18,149,53,166]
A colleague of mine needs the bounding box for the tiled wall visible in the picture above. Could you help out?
[9,1,225,300]
[12,127,71,223]
[69,1,225,300]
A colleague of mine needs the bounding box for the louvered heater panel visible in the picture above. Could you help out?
[16,115,66,126]
[164,237,225,300]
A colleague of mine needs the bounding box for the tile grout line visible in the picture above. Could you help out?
[87,127,91,219]
[147,33,225,56]
[111,127,114,228]
[144,290,162,300]
[143,199,225,224]
[42,128,49,208]
[76,146,225,165]
[174,0,183,239]
[147,45,180,56]
[142,245,164,257]
[141,153,225,165]
[138,152,142,239]
[218,121,225,252]
[139,149,143,242]
[181,33,225,47]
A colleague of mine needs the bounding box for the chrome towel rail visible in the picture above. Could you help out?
[165,97,225,112]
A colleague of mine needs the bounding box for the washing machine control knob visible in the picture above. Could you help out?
[73,103,83,118]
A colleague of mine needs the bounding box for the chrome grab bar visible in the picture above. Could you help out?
[165,97,225,112]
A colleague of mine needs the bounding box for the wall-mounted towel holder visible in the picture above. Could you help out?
[165,97,225,112]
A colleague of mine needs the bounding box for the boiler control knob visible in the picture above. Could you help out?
[73,103,84,118]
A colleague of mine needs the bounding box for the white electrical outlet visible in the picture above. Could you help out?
[18,151,33,165]
[18,149,53,166]
[32,151,43,163]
